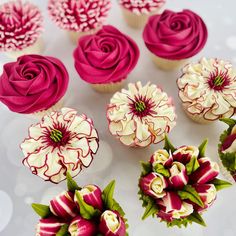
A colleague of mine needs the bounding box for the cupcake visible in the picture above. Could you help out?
[119,0,166,29]
[48,0,111,44]
[218,118,236,184]
[21,108,99,183]
[0,0,44,59]
[73,25,140,93]
[139,136,231,227]
[0,54,69,117]
[32,172,128,235]
[106,82,176,148]
[177,58,236,124]
[143,9,208,71]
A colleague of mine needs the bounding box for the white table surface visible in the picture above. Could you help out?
[0,0,236,235]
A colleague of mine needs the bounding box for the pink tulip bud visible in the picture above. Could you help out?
[190,157,219,184]
[99,210,126,236]
[68,216,97,236]
[173,146,199,164]
[75,185,103,210]
[139,172,167,199]
[221,133,236,153]
[169,162,188,189]
[150,149,173,167]
[193,184,217,212]
[36,217,65,236]
[49,191,77,220]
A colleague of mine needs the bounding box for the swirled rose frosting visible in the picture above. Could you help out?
[107,82,176,147]
[177,58,236,121]
[120,0,165,15]
[48,0,111,32]
[74,25,140,84]
[143,9,208,60]
[21,108,99,183]
[0,54,69,114]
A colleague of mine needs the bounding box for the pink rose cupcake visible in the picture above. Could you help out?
[143,9,208,70]
[0,54,69,117]
[73,25,140,93]
[119,0,166,29]
[0,0,44,59]
[48,0,111,44]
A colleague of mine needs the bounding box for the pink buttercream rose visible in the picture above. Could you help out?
[0,54,69,114]
[143,9,208,60]
[73,25,140,84]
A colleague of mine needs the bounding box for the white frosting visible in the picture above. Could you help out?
[150,173,167,198]
[174,146,199,158]
[205,185,217,205]
[152,149,170,165]
[172,202,193,219]
[102,210,120,232]
[177,57,236,121]
[107,82,176,147]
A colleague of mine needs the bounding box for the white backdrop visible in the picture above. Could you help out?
[0,0,236,235]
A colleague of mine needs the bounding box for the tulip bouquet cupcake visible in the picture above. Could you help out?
[139,136,231,227]
[143,9,208,70]
[32,173,128,236]
[48,0,111,44]
[218,118,236,184]
[0,0,44,59]
[21,108,99,183]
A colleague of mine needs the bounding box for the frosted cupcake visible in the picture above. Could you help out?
[218,118,236,184]
[0,54,69,117]
[119,0,166,29]
[143,9,208,71]
[48,0,111,44]
[177,58,236,124]
[0,0,44,59]
[106,82,176,148]
[21,108,99,183]
[74,25,140,93]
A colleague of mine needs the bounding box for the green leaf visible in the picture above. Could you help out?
[187,211,206,227]
[102,180,115,209]
[186,156,200,175]
[220,118,236,127]
[219,152,236,172]
[177,185,204,208]
[209,178,232,191]
[163,135,176,153]
[66,172,80,192]
[141,198,158,220]
[141,161,152,176]
[56,224,69,236]
[75,191,100,220]
[166,218,189,228]
[110,199,125,217]
[153,163,170,177]
[31,203,51,218]
[198,139,208,158]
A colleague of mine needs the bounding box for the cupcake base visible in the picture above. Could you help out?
[218,160,235,184]
[91,81,125,93]
[151,54,188,71]
[5,38,44,60]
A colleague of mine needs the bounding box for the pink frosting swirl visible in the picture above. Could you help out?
[73,25,140,84]
[0,54,69,114]
[143,9,208,60]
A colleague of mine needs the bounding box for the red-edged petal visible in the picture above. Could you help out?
[169,162,188,189]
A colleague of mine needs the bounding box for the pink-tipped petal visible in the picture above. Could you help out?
[173,146,199,164]
[221,133,236,152]
[169,162,188,189]
[150,149,173,167]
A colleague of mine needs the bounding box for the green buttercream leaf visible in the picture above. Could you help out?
[66,172,81,192]
[164,135,176,153]
[187,212,206,227]
[56,224,69,236]
[186,156,200,175]
[166,218,189,228]
[220,118,236,127]
[153,163,170,177]
[209,178,232,191]
[102,180,115,209]
[198,139,208,158]
[31,203,51,218]
[141,161,152,176]
[141,197,158,220]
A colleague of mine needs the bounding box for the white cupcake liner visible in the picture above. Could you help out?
[91,80,126,93]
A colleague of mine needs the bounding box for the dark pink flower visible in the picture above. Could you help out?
[169,162,188,189]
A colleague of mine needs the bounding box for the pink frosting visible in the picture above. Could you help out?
[73,25,140,84]
[143,9,208,60]
[0,54,69,114]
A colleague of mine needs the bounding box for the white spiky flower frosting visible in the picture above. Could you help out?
[21,108,99,183]
[177,58,236,121]
[106,82,176,147]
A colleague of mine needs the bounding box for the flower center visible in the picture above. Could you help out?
[50,129,63,143]
[208,70,230,91]
[135,101,146,113]
[213,75,225,87]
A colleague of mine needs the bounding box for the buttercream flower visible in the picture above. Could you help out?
[177,58,236,123]
[221,124,236,153]
[75,185,103,211]
[0,54,69,114]
[99,210,126,236]
[49,191,77,220]
[173,146,199,164]
[139,172,167,199]
[73,25,140,93]
[190,158,219,184]
[68,216,97,236]
[107,82,176,147]
[0,0,43,52]
[21,108,99,183]
[150,149,172,167]
[169,162,188,189]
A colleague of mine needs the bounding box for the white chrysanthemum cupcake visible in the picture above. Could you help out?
[21,108,99,183]
[106,82,176,148]
[177,58,236,124]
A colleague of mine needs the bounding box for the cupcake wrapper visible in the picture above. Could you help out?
[218,159,235,184]
[5,38,44,60]
[151,53,188,71]
[91,80,126,93]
